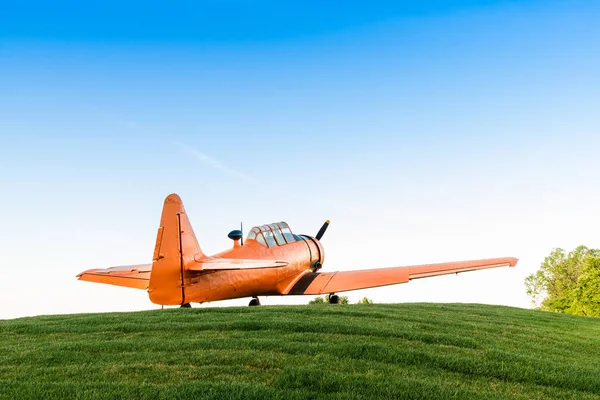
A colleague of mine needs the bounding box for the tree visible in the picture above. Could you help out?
[525,246,600,316]
[308,296,325,304]
[575,257,600,316]
[325,294,349,304]
[357,297,373,304]
[308,295,349,304]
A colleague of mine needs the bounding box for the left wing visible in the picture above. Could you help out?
[285,257,517,295]
[77,259,288,289]
[77,264,152,290]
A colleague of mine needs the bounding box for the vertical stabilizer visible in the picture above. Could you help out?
[148,194,204,305]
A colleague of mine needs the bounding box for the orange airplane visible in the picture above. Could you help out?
[77,193,518,307]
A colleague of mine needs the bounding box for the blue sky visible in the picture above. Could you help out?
[1,1,599,318]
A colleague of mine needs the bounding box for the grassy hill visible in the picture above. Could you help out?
[1,303,599,399]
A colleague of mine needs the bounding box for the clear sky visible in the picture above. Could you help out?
[1,1,599,319]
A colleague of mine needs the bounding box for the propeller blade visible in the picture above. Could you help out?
[240,222,244,246]
[315,220,330,241]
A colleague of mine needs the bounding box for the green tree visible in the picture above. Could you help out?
[325,294,349,304]
[309,295,349,304]
[525,246,600,316]
[357,297,373,304]
[575,257,600,316]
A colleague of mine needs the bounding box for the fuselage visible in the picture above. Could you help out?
[179,234,324,304]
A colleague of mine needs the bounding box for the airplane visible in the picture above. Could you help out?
[77,193,518,307]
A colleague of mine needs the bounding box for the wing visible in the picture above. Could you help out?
[187,258,288,271]
[76,264,152,290]
[285,257,518,295]
[76,259,287,289]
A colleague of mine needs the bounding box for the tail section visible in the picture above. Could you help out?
[148,193,204,305]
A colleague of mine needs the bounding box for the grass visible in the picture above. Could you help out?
[1,303,600,399]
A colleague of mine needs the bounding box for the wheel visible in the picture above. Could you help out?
[180,303,192,308]
[328,295,340,304]
[248,297,261,306]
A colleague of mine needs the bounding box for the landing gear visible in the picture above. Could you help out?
[248,297,261,306]
[180,303,192,308]
[328,294,340,304]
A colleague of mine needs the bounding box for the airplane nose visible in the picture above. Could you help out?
[299,235,325,271]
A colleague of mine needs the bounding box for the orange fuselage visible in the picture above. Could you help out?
[179,238,323,304]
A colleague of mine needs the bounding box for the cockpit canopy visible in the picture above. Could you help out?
[246,222,299,247]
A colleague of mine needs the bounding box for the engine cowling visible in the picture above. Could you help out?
[299,235,325,270]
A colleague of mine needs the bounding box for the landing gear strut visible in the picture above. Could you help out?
[180,303,192,308]
[248,297,261,306]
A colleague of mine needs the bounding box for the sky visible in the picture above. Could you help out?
[1,0,599,319]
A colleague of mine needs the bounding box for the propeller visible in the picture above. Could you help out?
[315,220,330,241]
[240,222,244,246]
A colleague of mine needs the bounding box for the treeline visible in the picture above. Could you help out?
[525,246,600,317]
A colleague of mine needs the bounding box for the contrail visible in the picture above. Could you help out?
[175,142,388,218]
[174,142,256,183]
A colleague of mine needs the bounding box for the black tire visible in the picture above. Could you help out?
[329,295,340,304]
[180,303,192,308]
[248,298,260,307]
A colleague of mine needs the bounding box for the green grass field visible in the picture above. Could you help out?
[1,303,599,399]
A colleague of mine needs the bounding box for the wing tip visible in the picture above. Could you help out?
[76,269,94,279]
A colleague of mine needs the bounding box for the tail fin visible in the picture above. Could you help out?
[148,193,204,305]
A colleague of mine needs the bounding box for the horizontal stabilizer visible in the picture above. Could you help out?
[77,264,152,290]
[187,258,288,271]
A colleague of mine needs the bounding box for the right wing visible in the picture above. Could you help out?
[285,257,517,295]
